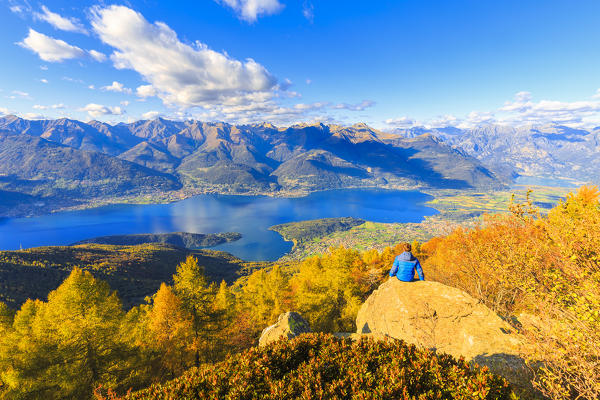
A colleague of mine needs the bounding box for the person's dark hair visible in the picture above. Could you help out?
[401,242,411,252]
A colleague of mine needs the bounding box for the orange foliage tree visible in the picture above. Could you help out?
[422,186,600,400]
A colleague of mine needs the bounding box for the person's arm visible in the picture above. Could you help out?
[389,257,399,278]
[415,259,425,280]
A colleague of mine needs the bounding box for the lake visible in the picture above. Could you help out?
[0,189,438,261]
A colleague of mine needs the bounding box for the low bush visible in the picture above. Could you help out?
[122,333,515,400]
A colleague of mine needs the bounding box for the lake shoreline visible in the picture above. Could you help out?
[0,188,439,261]
[2,182,428,219]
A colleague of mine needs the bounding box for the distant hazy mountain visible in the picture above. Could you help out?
[390,124,600,183]
[0,115,505,216]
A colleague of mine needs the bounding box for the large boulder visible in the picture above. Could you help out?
[259,312,311,347]
[356,279,534,394]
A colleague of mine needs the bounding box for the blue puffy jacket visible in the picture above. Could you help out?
[389,251,424,282]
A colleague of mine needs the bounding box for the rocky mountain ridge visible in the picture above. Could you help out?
[391,124,600,183]
[0,116,505,216]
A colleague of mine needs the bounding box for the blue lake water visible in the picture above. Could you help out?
[0,189,438,261]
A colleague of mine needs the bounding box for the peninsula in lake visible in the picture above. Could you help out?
[71,231,242,248]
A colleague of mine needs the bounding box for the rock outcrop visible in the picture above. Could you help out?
[259,312,311,347]
[356,279,533,394]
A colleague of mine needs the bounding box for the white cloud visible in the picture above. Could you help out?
[79,103,123,118]
[385,116,416,128]
[88,50,107,62]
[280,78,292,90]
[0,107,11,115]
[101,81,132,94]
[217,0,283,22]
[333,100,375,111]
[429,114,460,127]
[33,103,65,110]
[142,110,161,120]
[120,100,130,106]
[40,78,48,84]
[8,90,31,99]
[88,84,95,90]
[62,76,84,83]
[40,65,48,70]
[385,90,600,130]
[10,5,25,14]
[34,6,88,34]
[461,111,495,127]
[305,78,312,85]
[497,91,600,126]
[21,112,44,120]
[302,1,314,22]
[91,5,278,110]
[514,91,532,103]
[18,29,85,62]
[136,84,157,98]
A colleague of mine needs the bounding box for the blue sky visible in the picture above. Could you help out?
[1,0,600,129]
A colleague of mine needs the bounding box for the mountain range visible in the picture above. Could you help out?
[0,115,504,217]
[391,124,600,183]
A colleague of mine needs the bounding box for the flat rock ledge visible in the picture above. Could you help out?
[355,279,535,396]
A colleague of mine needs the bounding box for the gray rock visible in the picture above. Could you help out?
[356,279,536,396]
[259,311,311,347]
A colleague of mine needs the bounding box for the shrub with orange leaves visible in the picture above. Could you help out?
[122,334,515,400]
[422,186,600,400]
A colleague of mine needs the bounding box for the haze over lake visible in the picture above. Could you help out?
[0,189,437,261]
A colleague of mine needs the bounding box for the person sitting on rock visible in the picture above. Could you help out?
[389,242,424,282]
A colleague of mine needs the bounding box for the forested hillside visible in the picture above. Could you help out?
[0,244,257,309]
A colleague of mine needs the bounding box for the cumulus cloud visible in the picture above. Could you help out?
[91,5,278,110]
[62,76,85,84]
[40,78,48,84]
[9,5,26,14]
[141,110,161,120]
[136,84,157,98]
[498,91,600,126]
[333,100,375,111]
[8,90,31,99]
[302,1,314,22]
[385,116,416,128]
[34,6,88,34]
[20,113,46,119]
[101,81,131,94]
[217,0,284,22]
[33,103,65,110]
[21,112,45,120]
[18,29,85,62]
[88,50,107,62]
[79,103,123,118]
[0,107,11,115]
[463,111,495,126]
[385,90,600,130]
